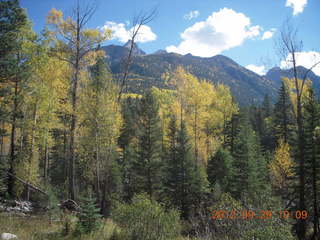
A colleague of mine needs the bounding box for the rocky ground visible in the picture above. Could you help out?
[0,198,33,216]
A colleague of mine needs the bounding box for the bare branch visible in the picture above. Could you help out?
[299,60,320,99]
[117,7,158,102]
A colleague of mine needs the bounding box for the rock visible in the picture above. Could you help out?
[1,233,18,240]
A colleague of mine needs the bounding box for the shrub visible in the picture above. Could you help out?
[112,194,181,240]
[62,214,78,236]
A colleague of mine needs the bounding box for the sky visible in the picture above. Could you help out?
[20,0,320,76]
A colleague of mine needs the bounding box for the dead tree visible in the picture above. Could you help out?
[277,20,320,240]
[47,0,105,200]
[117,8,157,102]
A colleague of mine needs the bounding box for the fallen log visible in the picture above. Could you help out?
[6,171,48,196]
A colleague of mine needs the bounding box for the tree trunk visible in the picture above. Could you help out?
[95,129,101,206]
[27,103,38,201]
[8,80,19,197]
[194,105,198,164]
[68,6,81,201]
[44,141,49,184]
[293,52,306,240]
[312,138,319,239]
[69,69,78,200]
[0,121,5,157]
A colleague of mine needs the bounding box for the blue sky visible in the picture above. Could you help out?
[21,0,320,75]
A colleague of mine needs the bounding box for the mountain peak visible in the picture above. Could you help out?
[123,40,134,48]
[123,40,146,56]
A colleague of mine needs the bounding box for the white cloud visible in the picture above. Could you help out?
[102,21,157,43]
[286,0,308,15]
[184,10,200,20]
[280,51,320,76]
[262,28,276,40]
[246,64,266,75]
[166,8,261,57]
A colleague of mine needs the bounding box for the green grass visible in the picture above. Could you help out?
[0,214,116,240]
[0,213,197,240]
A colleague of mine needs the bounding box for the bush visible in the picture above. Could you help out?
[62,214,78,236]
[112,194,181,240]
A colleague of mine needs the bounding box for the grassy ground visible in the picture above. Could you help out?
[0,214,117,240]
[0,213,195,240]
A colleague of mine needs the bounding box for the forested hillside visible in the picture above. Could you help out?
[103,43,278,105]
[0,1,320,240]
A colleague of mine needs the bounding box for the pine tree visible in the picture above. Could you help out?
[132,91,163,199]
[207,147,234,193]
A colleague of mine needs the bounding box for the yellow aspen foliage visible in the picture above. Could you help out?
[169,66,238,164]
[282,77,312,117]
[269,139,294,190]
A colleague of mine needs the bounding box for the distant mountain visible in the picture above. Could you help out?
[102,43,279,105]
[265,66,320,96]
[101,40,145,63]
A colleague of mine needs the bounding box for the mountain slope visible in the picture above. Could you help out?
[102,42,278,105]
[265,66,320,96]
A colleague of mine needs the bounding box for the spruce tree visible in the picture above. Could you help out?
[76,195,102,234]
[207,147,234,192]
[163,118,208,219]
[118,97,140,201]
[262,94,272,119]
[273,82,295,144]
[223,113,240,155]
[132,90,163,199]
[162,114,179,203]
[303,89,320,238]
[231,113,268,200]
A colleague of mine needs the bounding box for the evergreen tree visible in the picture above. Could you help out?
[118,97,140,201]
[262,94,272,119]
[223,113,240,155]
[163,118,209,219]
[76,195,102,234]
[249,104,276,151]
[231,113,268,200]
[162,114,179,203]
[207,147,234,193]
[303,89,320,238]
[0,0,34,197]
[273,82,295,144]
[0,0,26,162]
[132,91,163,199]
